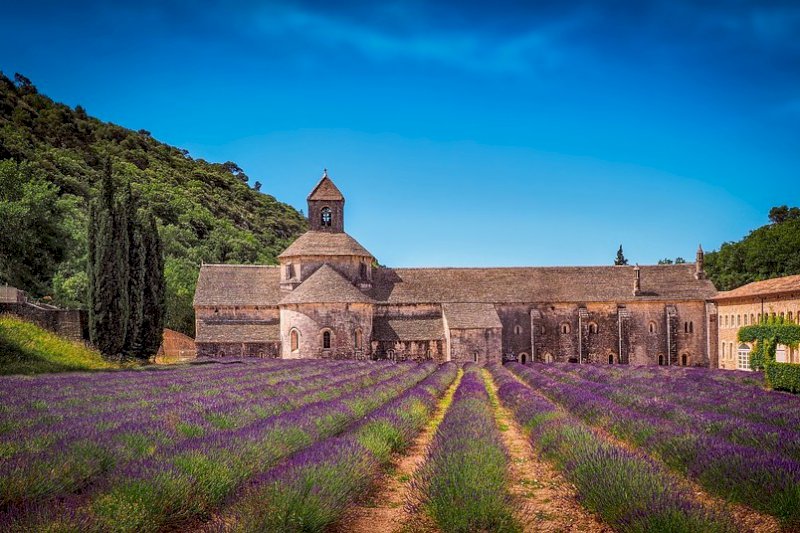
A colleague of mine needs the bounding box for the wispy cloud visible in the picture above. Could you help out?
[248,4,579,74]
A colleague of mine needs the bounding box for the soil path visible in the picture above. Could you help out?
[511,367,781,533]
[330,370,463,533]
[482,369,612,533]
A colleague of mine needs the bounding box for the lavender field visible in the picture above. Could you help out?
[0,359,797,532]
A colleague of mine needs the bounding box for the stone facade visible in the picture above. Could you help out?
[713,275,800,370]
[194,172,720,366]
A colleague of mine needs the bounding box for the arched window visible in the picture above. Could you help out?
[514,325,522,335]
[744,314,749,326]
[681,353,689,366]
[560,323,571,334]
[540,325,546,335]
[724,315,728,327]
[608,354,614,364]
[290,329,299,352]
[354,328,363,350]
[588,323,598,334]
[736,315,741,326]
[322,330,332,349]
[737,343,751,370]
[520,353,528,364]
[689,321,694,333]
[321,207,332,227]
[360,262,367,279]
[648,321,657,334]
[658,354,665,366]
[751,314,755,325]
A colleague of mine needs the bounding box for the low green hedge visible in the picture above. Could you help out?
[765,362,800,394]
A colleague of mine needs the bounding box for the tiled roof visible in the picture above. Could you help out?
[372,316,445,341]
[307,176,344,201]
[194,263,716,308]
[278,231,373,259]
[443,303,502,329]
[195,322,281,343]
[193,265,282,307]
[712,274,800,301]
[367,264,716,304]
[279,265,374,305]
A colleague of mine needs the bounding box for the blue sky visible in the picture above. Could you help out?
[2,1,798,267]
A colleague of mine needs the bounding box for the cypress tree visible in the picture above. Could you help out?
[123,186,145,357]
[614,245,629,266]
[140,210,165,357]
[87,160,129,356]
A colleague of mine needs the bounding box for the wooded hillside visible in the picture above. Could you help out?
[0,73,306,335]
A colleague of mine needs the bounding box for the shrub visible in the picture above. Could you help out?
[765,362,800,393]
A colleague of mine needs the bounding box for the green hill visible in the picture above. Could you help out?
[0,73,307,335]
[705,207,800,291]
[0,315,121,374]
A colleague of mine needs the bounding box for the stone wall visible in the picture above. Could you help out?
[0,302,88,343]
[280,302,373,359]
[196,342,280,358]
[497,300,710,367]
[448,327,502,364]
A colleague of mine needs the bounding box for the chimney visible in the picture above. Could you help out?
[633,264,641,296]
[695,244,705,280]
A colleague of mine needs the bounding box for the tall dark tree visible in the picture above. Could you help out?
[122,186,145,357]
[614,245,628,266]
[140,210,166,357]
[88,161,129,356]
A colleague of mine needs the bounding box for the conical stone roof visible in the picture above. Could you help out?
[279,264,374,305]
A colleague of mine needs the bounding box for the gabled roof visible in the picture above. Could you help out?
[193,265,281,307]
[194,263,717,309]
[307,175,344,201]
[443,303,502,329]
[372,316,445,341]
[366,263,717,304]
[280,265,374,305]
[713,274,800,301]
[278,231,373,259]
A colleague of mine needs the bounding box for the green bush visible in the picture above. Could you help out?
[764,362,800,394]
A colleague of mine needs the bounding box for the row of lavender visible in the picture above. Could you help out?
[1,359,394,509]
[206,362,460,532]
[509,362,800,528]
[489,363,732,531]
[1,360,437,532]
[413,363,520,532]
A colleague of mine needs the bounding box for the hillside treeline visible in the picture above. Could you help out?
[0,73,306,335]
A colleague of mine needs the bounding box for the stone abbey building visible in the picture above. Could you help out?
[194,173,719,366]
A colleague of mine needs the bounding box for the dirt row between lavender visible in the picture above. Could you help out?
[482,369,612,533]
[508,367,782,533]
[329,369,463,533]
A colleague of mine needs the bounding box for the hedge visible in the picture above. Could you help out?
[765,362,800,394]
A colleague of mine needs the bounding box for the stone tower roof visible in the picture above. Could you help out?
[278,231,373,259]
[307,173,344,201]
[279,264,374,305]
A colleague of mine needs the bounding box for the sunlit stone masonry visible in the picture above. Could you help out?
[193,171,718,365]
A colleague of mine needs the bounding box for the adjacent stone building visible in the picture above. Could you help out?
[194,172,719,365]
[713,275,800,370]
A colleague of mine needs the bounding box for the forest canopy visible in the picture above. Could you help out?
[0,72,306,335]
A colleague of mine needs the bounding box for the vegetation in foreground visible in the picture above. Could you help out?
[0,360,797,531]
[0,314,117,375]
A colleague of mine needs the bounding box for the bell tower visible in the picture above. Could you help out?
[307,169,344,233]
